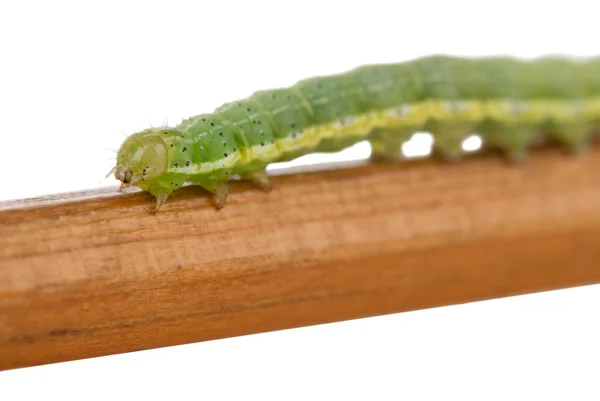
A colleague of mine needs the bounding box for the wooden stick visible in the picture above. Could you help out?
[2,146,600,371]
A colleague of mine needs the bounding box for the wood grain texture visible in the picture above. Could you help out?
[2,147,600,371]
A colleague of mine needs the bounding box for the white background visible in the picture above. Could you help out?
[1,0,599,399]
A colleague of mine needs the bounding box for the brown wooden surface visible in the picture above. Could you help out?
[1,147,600,371]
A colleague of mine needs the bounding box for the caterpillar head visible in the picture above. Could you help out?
[113,129,172,190]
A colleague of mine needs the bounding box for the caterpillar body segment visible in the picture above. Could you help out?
[113,55,600,212]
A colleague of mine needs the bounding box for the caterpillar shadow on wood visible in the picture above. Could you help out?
[111,54,600,213]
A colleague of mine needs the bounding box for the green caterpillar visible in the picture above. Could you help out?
[112,54,600,212]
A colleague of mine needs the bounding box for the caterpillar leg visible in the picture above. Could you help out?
[485,125,542,162]
[152,192,169,214]
[240,170,272,191]
[146,182,175,214]
[147,178,187,214]
[197,180,229,209]
[549,122,593,154]
[142,191,170,215]
[368,128,413,162]
[428,122,473,162]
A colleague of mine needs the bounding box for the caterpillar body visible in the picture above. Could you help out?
[113,55,600,212]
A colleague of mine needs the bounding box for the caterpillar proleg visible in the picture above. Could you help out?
[113,55,600,212]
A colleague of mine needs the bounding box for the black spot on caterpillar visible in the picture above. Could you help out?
[112,54,600,212]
